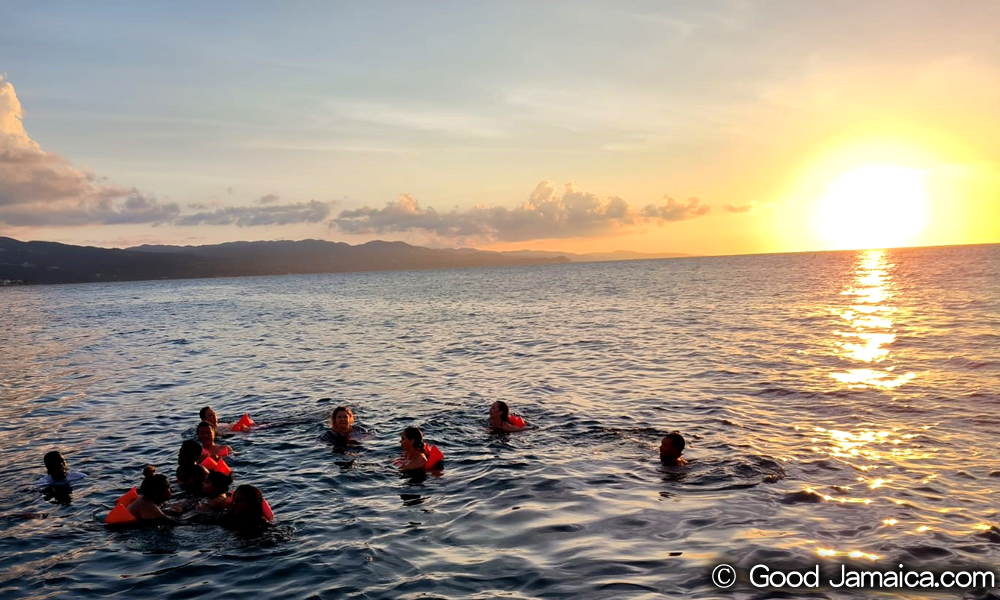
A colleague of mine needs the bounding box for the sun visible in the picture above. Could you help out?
[814,165,930,250]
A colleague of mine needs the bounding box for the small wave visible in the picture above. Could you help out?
[780,489,825,504]
[900,544,955,561]
[678,456,786,491]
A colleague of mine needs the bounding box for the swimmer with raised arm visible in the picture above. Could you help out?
[128,466,173,521]
[35,451,85,486]
[489,401,527,432]
[398,426,428,471]
[659,431,688,466]
[197,421,233,460]
[320,406,369,446]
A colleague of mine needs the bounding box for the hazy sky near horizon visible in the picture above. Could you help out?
[1,1,998,254]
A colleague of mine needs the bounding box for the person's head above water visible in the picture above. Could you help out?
[330,406,355,433]
[178,440,203,465]
[139,465,172,503]
[204,470,233,496]
[489,401,511,423]
[44,451,68,481]
[199,406,219,428]
[230,484,264,520]
[659,431,686,462]
[401,426,425,453]
[197,421,216,447]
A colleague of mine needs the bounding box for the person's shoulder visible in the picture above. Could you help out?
[320,430,343,443]
[35,475,54,486]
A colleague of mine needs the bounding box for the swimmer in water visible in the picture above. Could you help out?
[200,406,219,428]
[489,401,526,432]
[128,466,173,521]
[201,470,234,510]
[220,484,269,531]
[176,440,210,491]
[35,451,86,486]
[197,421,233,460]
[659,431,688,466]
[200,405,239,433]
[320,406,368,446]
[398,426,428,471]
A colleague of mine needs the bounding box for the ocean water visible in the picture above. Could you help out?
[0,244,998,599]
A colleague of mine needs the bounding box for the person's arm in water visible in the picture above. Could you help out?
[500,420,526,433]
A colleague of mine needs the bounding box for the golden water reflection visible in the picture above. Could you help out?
[811,426,935,466]
[830,250,916,389]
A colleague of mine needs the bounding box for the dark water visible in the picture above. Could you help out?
[1,245,998,599]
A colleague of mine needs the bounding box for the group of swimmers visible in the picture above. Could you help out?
[36,399,688,529]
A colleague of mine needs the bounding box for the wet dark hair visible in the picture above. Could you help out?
[330,406,354,428]
[139,465,171,501]
[232,484,264,517]
[178,440,203,464]
[403,426,425,451]
[43,450,67,479]
[44,450,64,469]
[206,470,233,495]
[664,431,685,453]
[197,420,216,435]
[199,406,214,420]
[495,401,511,423]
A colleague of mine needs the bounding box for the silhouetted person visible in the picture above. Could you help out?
[659,431,688,466]
[36,451,85,486]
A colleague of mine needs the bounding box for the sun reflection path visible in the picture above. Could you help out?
[830,250,916,389]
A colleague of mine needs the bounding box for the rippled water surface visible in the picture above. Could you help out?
[1,245,998,599]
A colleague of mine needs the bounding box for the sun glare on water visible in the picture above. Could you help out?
[815,165,930,250]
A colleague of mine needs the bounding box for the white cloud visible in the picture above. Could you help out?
[327,101,509,139]
[0,75,180,227]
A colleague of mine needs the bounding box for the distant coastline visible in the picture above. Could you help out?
[0,237,693,286]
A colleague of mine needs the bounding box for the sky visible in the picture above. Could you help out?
[0,1,998,255]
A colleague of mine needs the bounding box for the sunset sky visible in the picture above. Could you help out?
[1,2,998,255]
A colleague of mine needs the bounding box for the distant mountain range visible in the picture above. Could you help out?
[497,249,693,262]
[0,236,692,285]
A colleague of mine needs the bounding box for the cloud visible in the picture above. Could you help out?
[334,181,711,242]
[0,76,328,231]
[642,195,711,221]
[328,101,508,139]
[0,75,180,227]
[724,201,773,213]
[175,199,335,227]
